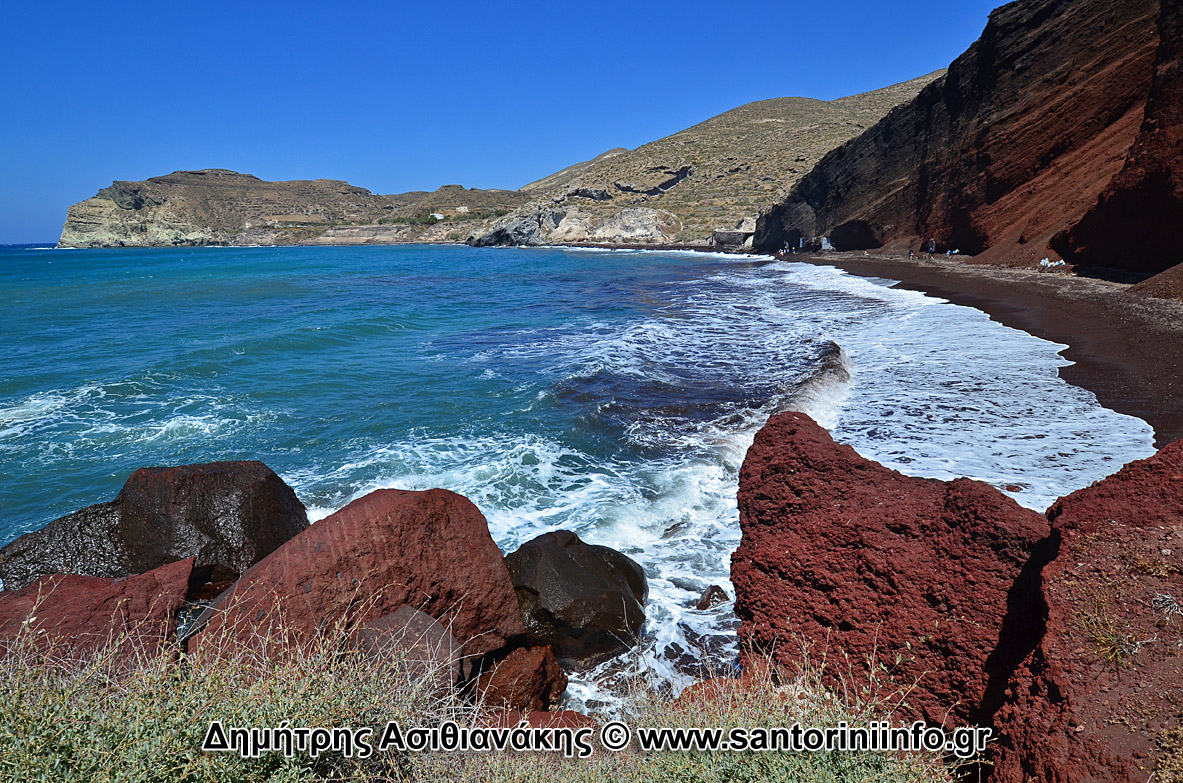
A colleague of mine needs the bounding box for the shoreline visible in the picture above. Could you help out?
[777,250,1183,448]
[39,239,1183,448]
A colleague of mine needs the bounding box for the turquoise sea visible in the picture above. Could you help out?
[0,242,1156,705]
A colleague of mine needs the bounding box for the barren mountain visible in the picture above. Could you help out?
[58,71,942,251]
[470,71,943,249]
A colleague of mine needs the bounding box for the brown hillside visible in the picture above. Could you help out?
[471,71,943,248]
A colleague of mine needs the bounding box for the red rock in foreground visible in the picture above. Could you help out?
[0,558,194,658]
[355,605,463,689]
[732,412,1049,726]
[475,645,567,712]
[992,441,1183,783]
[189,489,525,666]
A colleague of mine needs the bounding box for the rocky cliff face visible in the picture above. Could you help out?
[58,169,527,248]
[734,411,1183,781]
[471,72,943,249]
[754,0,1165,271]
[1054,0,1183,277]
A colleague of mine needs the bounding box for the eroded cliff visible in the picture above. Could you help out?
[754,0,1168,274]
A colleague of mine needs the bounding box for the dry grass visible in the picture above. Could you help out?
[0,609,958,783]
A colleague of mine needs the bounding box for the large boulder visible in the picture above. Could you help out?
[0,558,195,658]
[992,441,1183,783]
[188,489,525,668]
[504,530,648,667]
[0,461,308,592]
[732,412,1049,727]
[0,503,125,589]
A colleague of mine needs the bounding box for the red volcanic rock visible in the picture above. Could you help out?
[694,584,729,610]
[1057,0,1183,279]
[476,645,567,712]
[0,558,194,658]
[992,441,1183,783]
[731,412,1049,727]
[356,606,463,689]
[189,489,525,666]
[0,461,307,593]
[755,0,1163,270]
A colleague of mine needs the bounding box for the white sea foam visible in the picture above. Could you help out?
[0,381,269,463]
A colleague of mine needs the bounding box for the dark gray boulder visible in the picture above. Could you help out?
[0,461,307,592]
[504,530,647,667]
[0,502,126,590]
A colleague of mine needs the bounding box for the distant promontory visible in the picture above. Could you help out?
[57,170,527,248]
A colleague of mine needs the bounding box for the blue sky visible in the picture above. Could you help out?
[0,0,1000,243]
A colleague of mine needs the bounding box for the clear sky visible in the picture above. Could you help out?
[0,0,1001,243]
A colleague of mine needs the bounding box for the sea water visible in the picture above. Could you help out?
[0,243,1156,706]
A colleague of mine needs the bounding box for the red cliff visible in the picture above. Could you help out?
[755,0,1178,279]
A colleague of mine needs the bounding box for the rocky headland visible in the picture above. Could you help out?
[57,169,527,248]
[469,72,942,249]
[57,75,941,251]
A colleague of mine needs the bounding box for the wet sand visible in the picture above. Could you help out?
[780,251,1183,447]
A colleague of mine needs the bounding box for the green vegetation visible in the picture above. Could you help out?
[446,209,511,223]
[0,619,957,782]
[375,210,509,227]
[377,213,443,226]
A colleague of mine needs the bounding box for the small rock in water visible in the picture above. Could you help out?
[694,584,729,610]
